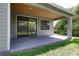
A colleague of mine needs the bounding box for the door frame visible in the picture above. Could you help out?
[16,14,37,38]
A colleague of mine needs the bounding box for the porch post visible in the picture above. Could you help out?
[7,3,10,50]
[52,20,54,35]
[67,16,72,39]
[50,20,54,35]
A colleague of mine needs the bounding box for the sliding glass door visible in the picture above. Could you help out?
[17,16,37,37]
[28,18,37,37]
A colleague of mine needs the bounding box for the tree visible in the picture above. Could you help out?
[75,4,79,15]
[55,4,79,36]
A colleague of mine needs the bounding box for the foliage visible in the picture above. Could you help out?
[55,4,79,36]
[55,19,67,35]
[75,4,79,15]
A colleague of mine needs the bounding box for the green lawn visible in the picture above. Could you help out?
[9,38,79,56]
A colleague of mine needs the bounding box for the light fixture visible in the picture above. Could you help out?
[29,7,32,10]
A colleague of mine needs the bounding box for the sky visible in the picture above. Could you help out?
[1,0,79,4]
[56,3,79,8]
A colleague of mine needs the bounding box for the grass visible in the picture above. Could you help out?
[9,38,79,56]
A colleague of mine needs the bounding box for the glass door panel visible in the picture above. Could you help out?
[17,16,28,37]
[28,18,37,37]
[17,16,37,37]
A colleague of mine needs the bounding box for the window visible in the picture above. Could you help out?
[41,20,50,30]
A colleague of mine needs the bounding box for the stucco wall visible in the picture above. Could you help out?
[0,3,9,51]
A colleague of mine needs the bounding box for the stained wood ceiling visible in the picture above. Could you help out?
[11,3,65,20]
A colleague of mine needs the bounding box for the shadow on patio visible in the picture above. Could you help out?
[8,35,74,55]
[10,35,67,51]
[9,37,74,56]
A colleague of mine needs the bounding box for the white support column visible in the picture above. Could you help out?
[67,16,72,39]
[7,3,10,50]
[51,20,54,35]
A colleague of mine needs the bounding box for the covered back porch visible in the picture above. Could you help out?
[11,3,73,39]
[10,3,73,51]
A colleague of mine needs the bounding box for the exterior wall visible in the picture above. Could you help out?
[0,3,9,51]
[11,13,17,38]
[11,13,54,38]
[37,17,54,36]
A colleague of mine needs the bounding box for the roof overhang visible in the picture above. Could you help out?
[28,3,75,16]
[11,3,75,20]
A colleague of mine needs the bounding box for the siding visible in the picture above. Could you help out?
[0,3,9,51]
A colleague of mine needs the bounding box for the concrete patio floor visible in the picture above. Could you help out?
[10,34,67,51]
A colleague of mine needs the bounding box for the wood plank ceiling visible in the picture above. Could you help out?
[11,3,65,20]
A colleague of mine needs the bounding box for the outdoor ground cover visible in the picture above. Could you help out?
[9,38,79,56]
